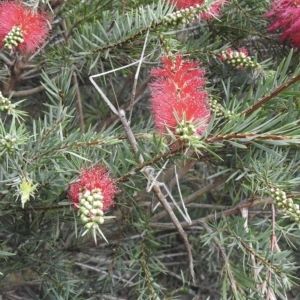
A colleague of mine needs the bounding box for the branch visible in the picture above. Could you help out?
[0,53,13,66]
[199,221,240,297]
[242,72,300,116]
[149,197,274,229]
[19,67,40,80]
[128,29,149,123]
[72,71,85,133]
[65,0,111,41]
[10,85,45,97]
[206,133,297,143]
[151,176,228,222]
[119,107,196,282]
[95,75,151,131]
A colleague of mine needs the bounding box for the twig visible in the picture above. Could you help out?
[65,0,111,41]
[3,54,29,95]
[261,204,281,299]
[149,197,274,229]
[199,221,240,297]
[19,67,40,80]
[242,72,300,116]
[90,59,152,116]
[128,29,149,123]
[270,204,280,252]
[143,164,195,283]
[72,71,85,133]
[141,237,157,299]
[74,262,135,288]
[150,151,198,210]
[0,53,13,66]
[206,132,298,143]
[95,75,151,131]
[240,206,258,289]
[151,176,228,222]
[167,153,197,189]
[10,85,45,97]
[120,108,196,282]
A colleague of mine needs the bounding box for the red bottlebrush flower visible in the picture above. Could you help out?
[68,165,118,244]
[170,0,226,19]
[149,55,210,140]
[264,0,300,49]
[68,166,118,212]
[0,1,49,53]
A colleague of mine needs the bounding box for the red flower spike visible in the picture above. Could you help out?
[0,1,49,53]
[264,0,300,49]
[68,166,118,212]
[171,0,226,19]
[149,55,210,137]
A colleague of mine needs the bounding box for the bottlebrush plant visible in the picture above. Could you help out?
[1,0,300,299]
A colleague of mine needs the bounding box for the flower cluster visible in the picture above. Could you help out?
[264,0,300,49]
[209,98,234,118]
[270,187,300,222]
[0,1,49,53]
[149,55,210,143]
[0,134,19,155]
[16,177,38,209]
[3,26,24,50]
[0,92,15,114]
[219,48,259,70]
[163,0,225,25]
[68,166,118,243]
[175,118,197,142]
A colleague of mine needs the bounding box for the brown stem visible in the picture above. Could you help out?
[118,106,196,283]
[242,73,300,116]
[206,133,293,143]
[72,71,85,133]
[0,53,13,66]
[10,85,45,97]
[270,204,281,253]
[149,197,274,229]
[200,221,240,296]
[151,176,228,222]
[141,239,156,299]
[96,75,151,131]
[3,54,29,96]
[64,0,111,41]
